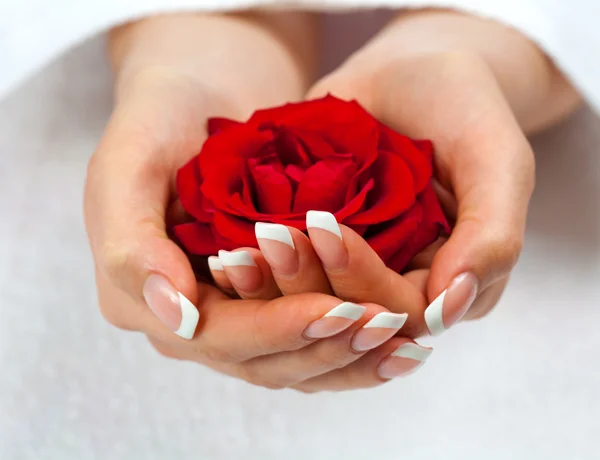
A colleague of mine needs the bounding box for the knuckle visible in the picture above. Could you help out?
[150,340,181,360]
[484,228,524,272]
[236,365,286,391]
[201,344,242,365]
[311,342,352,371]
[97,300,133,331]
[252,301,301,354]
[98,240,138,286]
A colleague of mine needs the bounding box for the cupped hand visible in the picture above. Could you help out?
[210,215,432,338]
[210,10,580,336]
[84,13,429,392]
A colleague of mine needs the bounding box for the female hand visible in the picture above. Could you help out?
[210,9,580,335]
[84,12,429,392]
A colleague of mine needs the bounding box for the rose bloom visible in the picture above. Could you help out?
[173,95,449,272]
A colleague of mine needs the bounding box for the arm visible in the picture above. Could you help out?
[375,9,581,133]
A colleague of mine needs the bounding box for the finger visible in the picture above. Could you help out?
[100,261,374,364]
[406,237,447,270]
[218,248,281,300]
[239,306,408,388]
[206,256,238,297]
[306,211,429,337]
[308,24,533,335]
[255,222,332,295]
[463,277,509,321]
[146,292,380,362]
[295,337,433,392]
[372,55,533,336]
[85,88,209,339]
[432,179,458,222]
[147,335,244,382]
[422,130,531,336]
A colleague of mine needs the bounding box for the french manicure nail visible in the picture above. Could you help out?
[351,312,408,352]
[424,272,478,336]
[208,256,223,271]
[306,211,348,271]
[255,222,299,276]
[304,302,366,339]
[218,250,261,292]
[142,274,199,340]
[306,210,342,239]
[377,343,433,379]
[218,250,256,267]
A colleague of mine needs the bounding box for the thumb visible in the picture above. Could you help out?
[84,89,209,339]
[424,126,535,336]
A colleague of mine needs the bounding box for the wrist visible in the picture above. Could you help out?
[108,12,317,113]
[378,10,579,132]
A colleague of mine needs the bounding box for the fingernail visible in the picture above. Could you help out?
[424,272,478,336]
[351,312,408,352]
[377,343,433,379]
[255,222,299,276]
[208,256,223,271]
[218,250,261,293]
[304,302,366,339]
[306,210,348,271]
[142,274,199,340]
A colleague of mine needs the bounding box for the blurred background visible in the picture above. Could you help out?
[1,11,599,460]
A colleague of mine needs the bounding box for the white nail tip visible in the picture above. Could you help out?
[324,302,366,321]
[363,312,408,329]
[391,343,433,362]
[218,250,257,267]
[306,210,342,239]
[424,289,447,336]
[208,256,223,271]
[175,292,200,340]
[255,222,295,249]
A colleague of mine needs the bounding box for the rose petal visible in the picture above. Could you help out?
[293,157,357,213]
[248,159,293,214]
[208,117,242,136]
[377,122,433,193]
[419,183,451,234]
[248,101,304,125]
[385,222,440,273]
[366,185,450,272]
[344,150,415,225]
[199,126,274,209]
[251,96,379,163]
[173,222,221,255]
[212,212,258,248]
[365,205,423,264]
[239,170,257,210]
[412,139,434,160]
[335,178,375,222]
[273,127,313,167]
[285,164,305,186]
[176,157,212,222]
[292,128,341,162]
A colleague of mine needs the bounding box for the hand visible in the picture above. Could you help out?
[84,12,427,392]
[209,215,432,338]
[209,10,580,336]
[306,10,579,331]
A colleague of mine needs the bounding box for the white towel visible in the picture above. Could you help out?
[0,0,599,110]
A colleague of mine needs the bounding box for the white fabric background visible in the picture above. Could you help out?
[1,9,599,460]
[1,0,600,111]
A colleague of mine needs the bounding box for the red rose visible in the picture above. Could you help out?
[173,95,449,273]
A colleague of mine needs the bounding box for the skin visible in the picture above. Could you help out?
[84,10,580,392]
